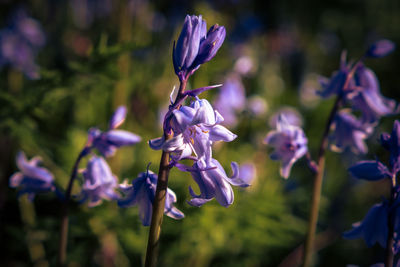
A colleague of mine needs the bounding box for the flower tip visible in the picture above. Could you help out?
[366,39,396,58]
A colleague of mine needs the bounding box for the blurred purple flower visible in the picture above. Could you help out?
[150,98,236,162]
[173,15,226,80]
[366,39,396,58]
[178,158,248,207]
[269,107,303,128]
[88,106,141,157]
[238,163,256,184]
[264,114,308,179]
[343,201,389,248]
[78,156,119,207]
[69,0,113,29]
[247,95,268,117]
[0,9,45,79]
[118,168,184,226]
[214,75,246,127]
[318,51,350,98]
[347,65,398,123]
[330,110,373,154]
[9,151,55,200]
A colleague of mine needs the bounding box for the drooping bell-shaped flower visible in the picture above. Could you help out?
[177,158,249,207]
[78,156,119,207]
[150,98,236,162]
[173,15,226,80]
[348,160,391,181]
[330,110,373,154]
[118,168,184,226]
[88,106,141,157]
[9,151,55,200]
[380,120,400,173]
[264,114,308,179]
[343,201,389,248]
[318,51,350,98]
[347,65,398,123]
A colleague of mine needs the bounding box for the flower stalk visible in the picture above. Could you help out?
[145,80,187,267]
[385,173,397,267]
[57,148,87,267]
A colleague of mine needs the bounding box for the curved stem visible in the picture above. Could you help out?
[302,95,342,267]
[145,80,187,267]
[57,148,87,267]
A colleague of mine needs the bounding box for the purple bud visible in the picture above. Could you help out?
[192,24,226,66]
[348,160,390,181]
[366,39,395,58]
[109,106,127,129]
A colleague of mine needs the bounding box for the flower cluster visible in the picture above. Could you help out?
[0,9,46,79]
[344,120,400,252]
[173,15,226,81]
[150,15,250,207]
[319,41,398,154]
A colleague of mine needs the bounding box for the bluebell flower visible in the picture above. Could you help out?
[269,107,303,129]
[0,9,45,79]
[343,201,389,248]
[150,98,236,162]
[330,110,373,154]
[349,160,391,181]
[318,51,350,98]
[214,75,246,127]
[176,158,249,207]
[366,39,396,58]
[9,151,55,200]
[264,114,308,179]
[88,106,141,157]
[380,120,400,173]
[173,15,226,80]
[347,65,398,123]
[118,168,184,226]
[78,156,119,207]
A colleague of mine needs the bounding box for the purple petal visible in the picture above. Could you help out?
[366,39,396,58]
[109,106,127,129]
[208,125,237,142]
[105,130,141,146]
[349,161,391,181]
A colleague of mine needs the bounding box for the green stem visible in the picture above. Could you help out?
[302,95,341,267]
[385,174,397,267]
[57,149,87,267]
[145,80,187,267]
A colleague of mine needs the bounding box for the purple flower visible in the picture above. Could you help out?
[380,120,400,173]
[366,39,396,58]
[214,75,246,127]
[269,107,303,129]
[118,168,184,226]
[349,160,391,181]
[88,106,141,157]
[178,158,249,207]
[264,114,308,179]
[0,9,45,79]
[9,151,55,200]
[347,65,398,123]
[330,110,373,154]
[78,156,119,207]
[343,201,389,248]
[150,98,236,162]
[318,51,350,98]
[173,15,226,80]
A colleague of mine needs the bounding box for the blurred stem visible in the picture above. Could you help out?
[302,95,341,267]
[57,148,87,267]
[385,174,397,267]
[145,79,187,267]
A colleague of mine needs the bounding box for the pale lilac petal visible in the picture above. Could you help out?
[109,106,127,129]
[208,125,237,142]
[106,130,141,146]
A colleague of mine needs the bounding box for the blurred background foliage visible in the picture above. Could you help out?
[0,0,400,266]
